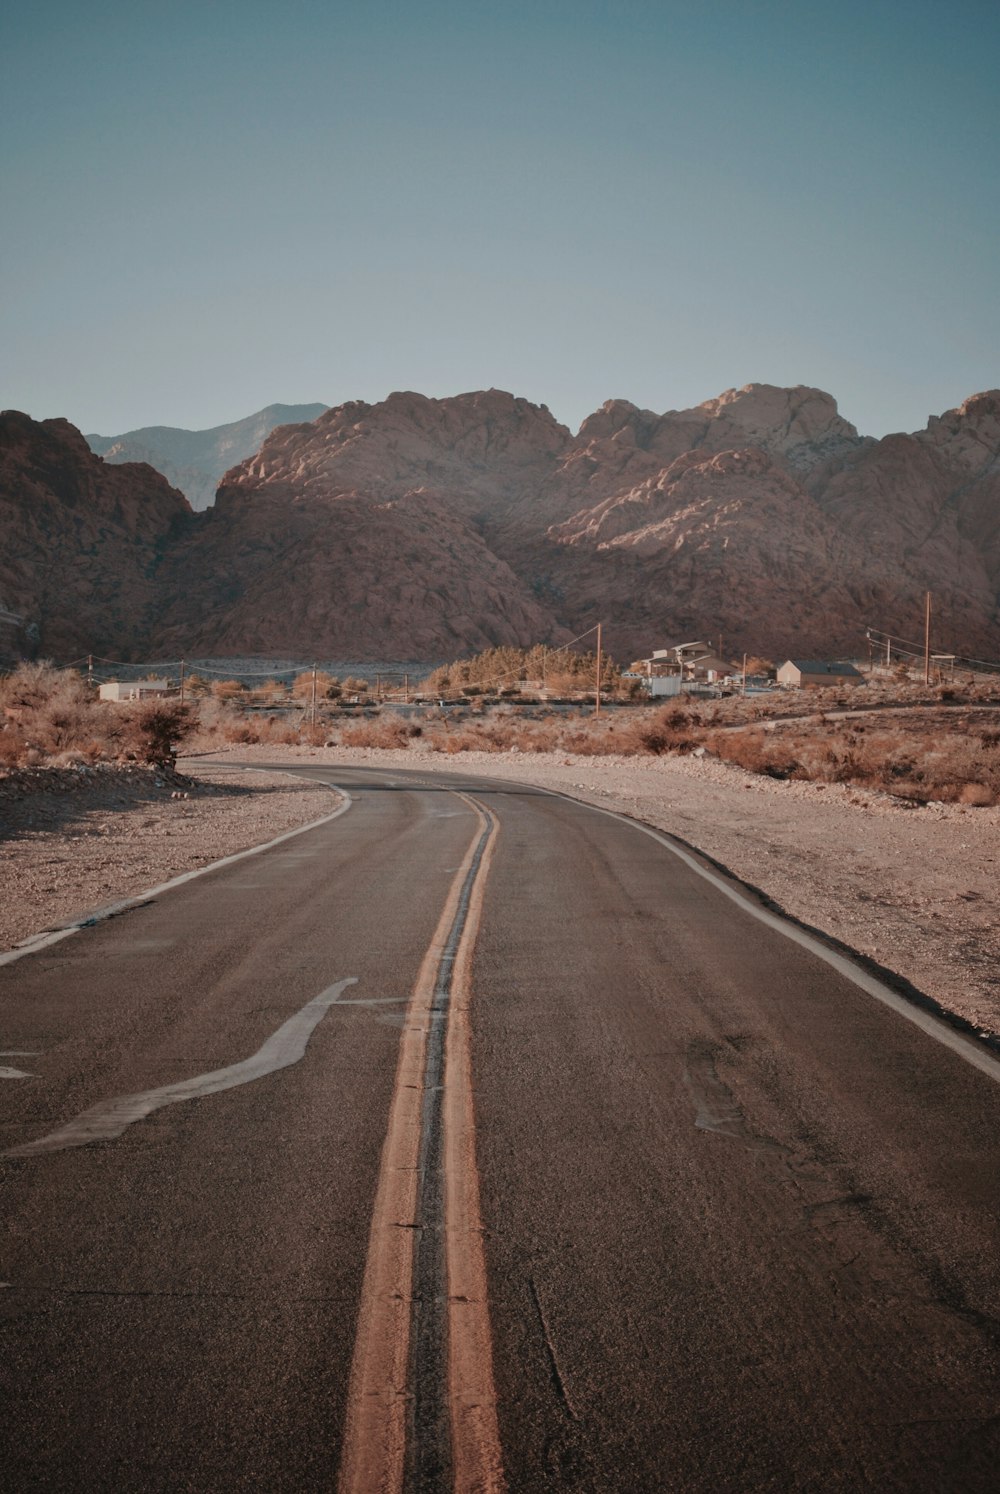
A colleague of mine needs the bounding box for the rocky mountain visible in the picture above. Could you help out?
[0,411,191,658]
[4,384,1000,665]
[86,403,328,511]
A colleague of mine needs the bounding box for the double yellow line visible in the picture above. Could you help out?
[339,793,505,1493]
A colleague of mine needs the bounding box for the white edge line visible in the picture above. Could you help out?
[526,780,1000,1086]
[0,772,352,969]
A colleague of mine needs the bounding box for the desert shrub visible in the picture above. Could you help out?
[0,724,24,768]
[341,713,412,749]
[0,664,119,765]
[705,727,801,778]
[222,720,261,745]
[958,782,994,806]
[4,661,105,713]
[118,700,195,764]
[260,721,300,745]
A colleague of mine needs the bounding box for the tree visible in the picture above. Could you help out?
[293,670,337,698]
[122,700,194,766]
[744,656,776,678]
[251,678,287,704]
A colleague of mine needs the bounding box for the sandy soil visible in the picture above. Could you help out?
[0,761,341,951]
[2,744,997,1044]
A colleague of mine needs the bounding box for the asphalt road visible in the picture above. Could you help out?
[2,763,999,1492]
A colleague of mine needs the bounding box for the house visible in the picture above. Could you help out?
[99,678,171,702]
[777,660,864,689]
[634,641,732,687]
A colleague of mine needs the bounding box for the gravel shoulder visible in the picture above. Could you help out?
[2,743,997,1045]
[0,761,341,951]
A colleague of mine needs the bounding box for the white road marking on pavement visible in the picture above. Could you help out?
[3,977,358,1158]
[0,1067,33,1080]
[0,780,352,969]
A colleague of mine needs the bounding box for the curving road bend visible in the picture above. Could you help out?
[1,763,999,1492]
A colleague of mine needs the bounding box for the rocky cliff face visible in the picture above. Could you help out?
[0,411,191,658]
[86,403,328,511]
[6,384,1000,666]
[150,389,574,659]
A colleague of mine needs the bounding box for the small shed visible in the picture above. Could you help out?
[99,678,170,702]
[648,675,683,698]
[777,660,864,689]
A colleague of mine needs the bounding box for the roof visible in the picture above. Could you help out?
[784,660,863,677]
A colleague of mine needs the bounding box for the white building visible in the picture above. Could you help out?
[99,679,171,702]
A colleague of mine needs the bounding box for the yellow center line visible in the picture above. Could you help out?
[443,800,504,1493]
[338,791,504,1494]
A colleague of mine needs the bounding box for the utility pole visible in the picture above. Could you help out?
[404,672,409,703]
[311,664,318,728]
[87,654,93,689]
[376,672,382,701]
[742,652,748,696]
[886,636,891,667]
[541,646,547,693]
[179,659,186,705]
[595,622,603,717]
[924,592,932,686]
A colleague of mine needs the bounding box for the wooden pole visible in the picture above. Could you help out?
[180,659,186,705]
[742,652,747,696]
[311,664,318,727]
[924,592,932,686]
[595,622,602,717]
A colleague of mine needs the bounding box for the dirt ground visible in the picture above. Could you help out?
[1,743,997,1044]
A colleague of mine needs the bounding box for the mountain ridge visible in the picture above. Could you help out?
[4,383,999,664]
[86,402,329,511]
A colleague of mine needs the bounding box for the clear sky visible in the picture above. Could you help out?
[2,0,997,438]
